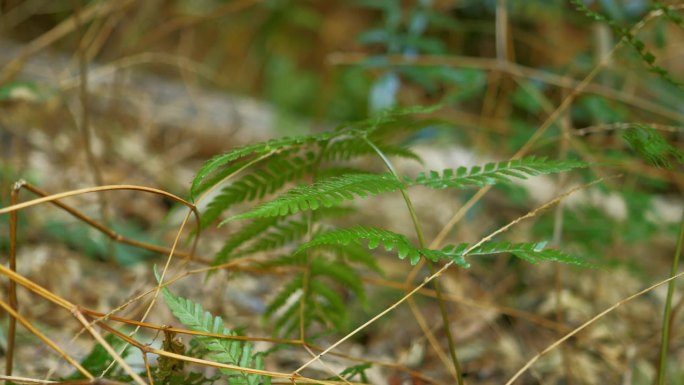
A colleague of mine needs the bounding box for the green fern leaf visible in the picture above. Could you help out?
[235,220,309,257]
[309,280,347,316]
[622,124,684,169]
[311,258,366,303]
[264,258,365,337]
[434,241,591,268]
[213,217,280,266]
[201,153,316,228]
[331,243,384,274]
[272,296,305,337]
[191,158,254,203]
[263,274,303,320]
[298,225,423,265]
[325,138,422,163]
[191,134,334,200]
[336,104,443,136]
[158,277,270,385]
[257,253,307,269]
[326,363,372,383]
[414,157,587,190]
[223,173,406,222]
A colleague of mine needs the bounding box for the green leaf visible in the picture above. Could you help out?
[311,258,366,303]
[157,272,270,385]
[212,217,280,267]
[324,138,422,163]
[64,334,130,380]
[300,226,588,268]
[0,81,47,102]
[235,219,309,257]
[622,124,684,169]
[435,241,592,268]
[298,225,423,265]
[191,134,333,200]
[223,173,406,222]
[201,153,316,228]
[414,157,587,189]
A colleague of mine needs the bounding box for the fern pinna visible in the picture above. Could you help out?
[158,276,270,385]
[193,106,589,344]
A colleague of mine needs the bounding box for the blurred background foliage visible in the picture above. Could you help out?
[1,0,684,382]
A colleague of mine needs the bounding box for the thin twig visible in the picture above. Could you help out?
[656,209,684,384]
[5,181,22,376]
[505,269,684,385]
[0,299,93,379]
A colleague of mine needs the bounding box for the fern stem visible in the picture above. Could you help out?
[363,137,465,385]
[656,208,684,384]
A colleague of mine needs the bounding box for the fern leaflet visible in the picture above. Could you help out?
[298,225,423,265]
[225,158,585,222]
[223,173,406,222]
[434,241,591,267]
[212,217,280,266]
[191,133,335,199]
[311,258,366,304]
[414,157,587,189]
[324,138,422,163]
[263,257,366,337]
[300,226,588,267]
[622,124,684,169]
[201,153,316,228]
[235,220,309,257]
[158,278,270,385]
[571,0,683,88]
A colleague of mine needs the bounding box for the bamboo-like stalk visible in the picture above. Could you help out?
[656,209,684,384]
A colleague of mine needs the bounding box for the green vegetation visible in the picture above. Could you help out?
[1,1,683,384]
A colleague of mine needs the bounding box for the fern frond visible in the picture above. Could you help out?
[332,243,384,274]
[299,227,586,268]
[201,153,316,228]
[571,0,683,88]
[326,363,372,383]
[158,282,270,385]
[257,253,307,269]
[414,157,587,190]
[324,138,422,163]
[311,258,366,303]
[272,296,304,337]
[299,225,423,265]
[263,258,365,338]
[263,274,303,320]
[224,173,406,222]
[212,217,280,266]
[336,104,443,135]
[191,134,334,199]
[309,280,347,317]
[622,124,684,169]
[316,166,368,179]
[434,241,591,268]
[237,220,309,257]
[191,158,254,203]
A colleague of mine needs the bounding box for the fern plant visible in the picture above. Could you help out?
[191,106,590,345]
[158,271,270,385]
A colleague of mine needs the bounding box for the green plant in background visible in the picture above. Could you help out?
[356,0,487,112]
[3,0,684,383]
